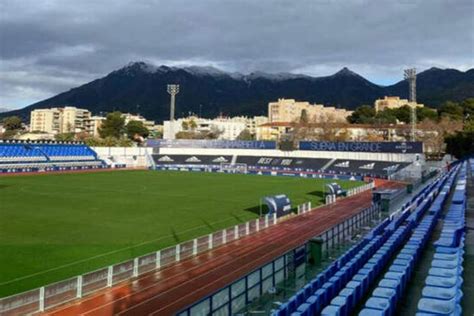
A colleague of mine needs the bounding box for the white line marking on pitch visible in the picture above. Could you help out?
[0,216,245,286]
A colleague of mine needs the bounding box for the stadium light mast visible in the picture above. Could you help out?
[404,68,417,142]
[167,84,180,139]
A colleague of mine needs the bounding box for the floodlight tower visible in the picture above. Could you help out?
[167,84,180,139]
[404,68,417,141]
[167,84,180,121]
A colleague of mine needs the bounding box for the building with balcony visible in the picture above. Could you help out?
[268,99,352,123]
[30,107,91,134]
[163,116,267,140]
[374,96,424,112]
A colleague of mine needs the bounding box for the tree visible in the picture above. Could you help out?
[175,131,197,139]
[461,98,474,121]
[464,119,474,132]
[418,117,463,156]
[236,129,254,140]
[84,137,104,147]
[117,137,133,147]
[300,109,309,124]
[2,116,22,131]
[438,101,464,121]
[99,112,125,138]
[125,120,149,140]
[347,105,375,124]
[445,131,474,159]
[416,107,438,122]
[189,119,197,130]
[102,136,119,146]
[55,133,75,141]
[417,119,445,157]
[374,110,397,125]
[181,121,189,130]
[394,105,411,124]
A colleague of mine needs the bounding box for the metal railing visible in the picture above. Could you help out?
[0,187,372,315]
[0,214,279,315]
[346,181,375,197]
[325,181,375,204]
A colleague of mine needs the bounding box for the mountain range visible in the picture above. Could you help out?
[2,62,473,123]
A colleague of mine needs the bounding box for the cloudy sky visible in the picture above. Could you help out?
[1,0,473,109]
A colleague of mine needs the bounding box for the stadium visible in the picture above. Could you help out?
[0,138,472,316]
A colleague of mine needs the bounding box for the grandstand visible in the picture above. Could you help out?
[149,140,423,180]
[1,139,424,179]
[271,160,468,316]
[0,140,106,173]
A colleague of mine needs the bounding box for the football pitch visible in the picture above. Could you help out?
[0,170,362,297]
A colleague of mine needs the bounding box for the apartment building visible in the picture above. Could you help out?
[162,116,266,140]
[268,98,352,123]
[374,96,424,112]
[30,107,91,134]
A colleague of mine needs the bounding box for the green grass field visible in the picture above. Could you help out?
[0,170,362,297]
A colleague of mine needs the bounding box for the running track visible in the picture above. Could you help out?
[41,181,403,316]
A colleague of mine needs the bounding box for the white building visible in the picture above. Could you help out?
[163,116,267,140]
[268,98,352,123]
[30,107,91,134]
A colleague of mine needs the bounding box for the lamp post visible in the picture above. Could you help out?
[167,84,180,139]
[404,68,417,142]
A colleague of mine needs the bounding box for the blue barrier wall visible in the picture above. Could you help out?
[299,141,423,154]
[147,140,277,149]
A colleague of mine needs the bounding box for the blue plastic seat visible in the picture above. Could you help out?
[330,296,348,316]
[322,281,336,300]
[339,288,356,311]
[346,281,363,301]
[428,267,457,278]
[359,307,387,315]
[425,275,458,288]
[372,287,397,308]
[305,295,320,315]
[321,304,342,316]
[430,259,459,270]
[352,274,369,294]
[379,279,401,298]
[417,297,457,315]
[433,253,461,261]
[384,271,406,291]
[295,289,306,306]
[329,276,342,292]
[365,297,391,316]
[295,303,311,316]
[421,285,457,300]
[315,288,328,306]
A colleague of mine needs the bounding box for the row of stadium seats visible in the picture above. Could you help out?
[0,143,97,161]
[416,163,467,315]
[0,142,106,172]
[326,159,408,177]
[152,154,410,178]
[358,166,459,315]
[271,163,460,316]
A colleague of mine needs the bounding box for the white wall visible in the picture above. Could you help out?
[92,147,153,167]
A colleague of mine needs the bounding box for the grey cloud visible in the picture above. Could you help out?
[0,0,473,109]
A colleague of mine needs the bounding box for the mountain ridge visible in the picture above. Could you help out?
[2,62,473,123]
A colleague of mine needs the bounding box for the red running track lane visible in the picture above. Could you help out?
[41,181,404,316]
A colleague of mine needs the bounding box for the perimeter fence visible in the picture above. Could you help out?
[0,214,279,315]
